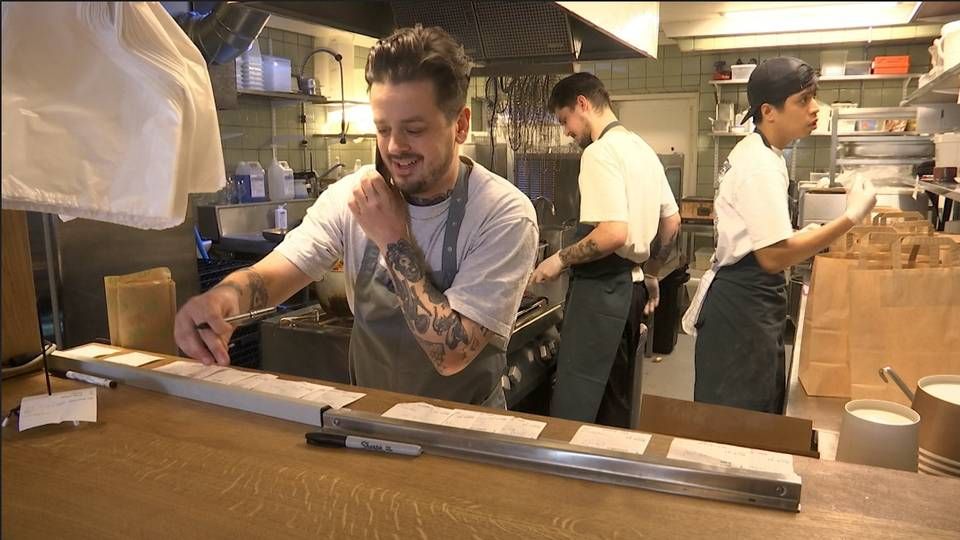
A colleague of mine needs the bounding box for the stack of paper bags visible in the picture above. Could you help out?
[105,268,177,355]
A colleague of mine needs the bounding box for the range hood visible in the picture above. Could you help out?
[247,1,658,75]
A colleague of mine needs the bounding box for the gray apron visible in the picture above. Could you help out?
[349,159,506,408]
[693,252,787,414]
[550,121,639,423]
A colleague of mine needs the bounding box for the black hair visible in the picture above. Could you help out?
[547,72,611,113]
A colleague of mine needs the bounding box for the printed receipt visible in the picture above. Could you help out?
[382,402,546,439]
[569,425,652,455]
[103,351,164,367]
[54,343,120,361]
[18,388,97,432]
[667,438,800,481]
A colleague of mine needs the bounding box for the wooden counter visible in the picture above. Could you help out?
[3,367,958,539]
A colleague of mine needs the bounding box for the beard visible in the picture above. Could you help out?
[393,143,456,197]
[575,132,593,149]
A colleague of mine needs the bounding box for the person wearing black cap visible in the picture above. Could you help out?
[682,57,877,414]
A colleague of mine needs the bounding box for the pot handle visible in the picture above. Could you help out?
[879,366,916,402]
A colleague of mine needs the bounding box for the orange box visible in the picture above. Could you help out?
[872,55,910,74]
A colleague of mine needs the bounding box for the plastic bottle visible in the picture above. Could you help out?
[234,162,253,203]
[274,203,288,230]
[334,155,344,179]
[353,158,362,173]
[249,161,268,202]
[267,159,295,201]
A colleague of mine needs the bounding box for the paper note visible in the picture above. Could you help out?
[230,373,278,390]
[187,366,226,380]
[248,378,316,399]
[200,368,259,386]
[55,344,120,360]
[18,388,97,432]
[443,409,482,429]
[302,388,365,409]
[468,411,513,434]
[497,416,547,439]
[569,425,652,455]
[667,438,800,481]
[382,402,455,425]
[153,360,211,377]
[103,351,164,367]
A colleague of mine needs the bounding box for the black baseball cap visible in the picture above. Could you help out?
[741,57,818,125]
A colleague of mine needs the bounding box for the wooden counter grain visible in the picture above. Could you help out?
[3,370,958,539]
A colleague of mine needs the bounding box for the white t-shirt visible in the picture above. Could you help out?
[578,126,680,280]
[274,159,539,340]
[712,132,794,268]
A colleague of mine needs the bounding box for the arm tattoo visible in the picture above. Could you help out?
[558,238,602,266]
[214,268,269,310]
[383,239,491,374]
[650,229,678,265]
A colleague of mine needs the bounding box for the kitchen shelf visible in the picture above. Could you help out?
[917,180,960,203]
[311,133,377,139]
[711,131,831,137]
[835,157,930,166]
[899,64,960,106]
[835,134,928,142]
[709,73,923,86]
[833,106,918,120]
[237,89,369,107]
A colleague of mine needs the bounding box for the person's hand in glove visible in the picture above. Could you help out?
[530,252,566,284]
[643,276,660,316]
[842,176,878,225]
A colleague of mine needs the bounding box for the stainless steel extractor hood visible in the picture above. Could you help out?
[246,1,659,75]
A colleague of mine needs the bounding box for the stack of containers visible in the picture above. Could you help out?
[235,40,264,91]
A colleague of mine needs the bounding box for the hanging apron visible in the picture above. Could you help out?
[549,121,639,423]
[692,252,787,414]
[349,158,506,408]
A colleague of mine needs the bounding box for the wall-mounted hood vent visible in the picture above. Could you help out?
[246,1,658,76]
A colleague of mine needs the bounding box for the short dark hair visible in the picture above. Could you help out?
[548,72,611,113]
[365,25,471,121]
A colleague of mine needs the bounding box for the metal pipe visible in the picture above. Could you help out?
[42,213,63,348]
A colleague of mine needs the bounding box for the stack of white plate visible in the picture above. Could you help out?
[919,447,960,478]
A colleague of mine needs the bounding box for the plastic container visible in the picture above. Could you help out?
[934,133,960,168]
[845,61,872,76]
[872,55,910,75]
[274,203,288,230]
[940,21,960,71]
[730,63,756,81]
[236,40,264,91]
[294,178,308,199]
[820,50,848,77]
[234,161,267,203]
[267,159,295,201]
[262,55,292,92]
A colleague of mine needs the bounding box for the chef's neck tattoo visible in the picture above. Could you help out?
[405,189,453,207]
[383,239,490,374]
[558,238,602,267]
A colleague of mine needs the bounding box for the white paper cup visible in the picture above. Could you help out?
[836,399,920,472]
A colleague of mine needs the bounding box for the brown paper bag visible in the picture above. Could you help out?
[104,267,177,355]
[847,237,960,406]
[799,227,898,397]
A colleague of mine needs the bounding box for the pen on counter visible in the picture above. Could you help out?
[50,369,117,389]
[195,307,278,331]
[306,432,422,457]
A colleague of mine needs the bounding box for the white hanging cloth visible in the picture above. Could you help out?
[1,2,225,229]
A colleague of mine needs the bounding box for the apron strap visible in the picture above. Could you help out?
[438,158,472,290]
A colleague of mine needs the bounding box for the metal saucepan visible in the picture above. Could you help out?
[880,366,960,472]
[313,270,352,317]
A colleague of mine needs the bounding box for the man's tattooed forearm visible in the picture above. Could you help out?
[650,229,678,264]
[385,240,425,282]
[559,238,602,266]
[216,269,269,309]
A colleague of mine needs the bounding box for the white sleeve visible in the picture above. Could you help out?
[659,173,679,217]
[578,146,629,224]
[273,183,347,280]
[445,205,539,340]
[733,168,794,250]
